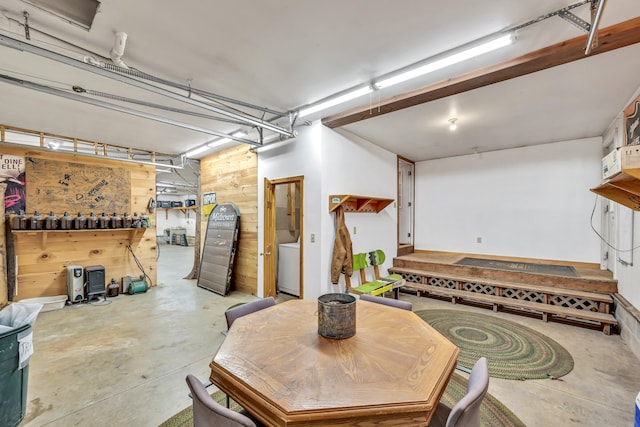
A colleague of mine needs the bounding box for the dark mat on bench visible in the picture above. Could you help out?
[455,257,578,277]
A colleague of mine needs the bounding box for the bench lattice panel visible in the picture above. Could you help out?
[429,277,457,289]
[503,288,545,303]
[401,273,423,284]
[461,282,494,295]
[551,295,598,311]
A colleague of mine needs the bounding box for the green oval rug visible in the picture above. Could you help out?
[416,309,574,380]
[159,374,526,427]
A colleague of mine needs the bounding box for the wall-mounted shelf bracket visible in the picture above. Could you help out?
[328,195,394,213]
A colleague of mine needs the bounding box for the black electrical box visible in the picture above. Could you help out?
[171,201,183,207]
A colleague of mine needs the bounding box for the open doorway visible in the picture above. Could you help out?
[398,156,415,256]
[264,176,304,298]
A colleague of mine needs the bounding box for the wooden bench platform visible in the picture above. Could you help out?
[389,266,617,335]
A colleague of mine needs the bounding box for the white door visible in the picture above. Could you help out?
[601,198,616,273]
[398,159,414,246]
[601,141,617,273]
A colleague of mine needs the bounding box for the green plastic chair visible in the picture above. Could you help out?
[345,250,404,297]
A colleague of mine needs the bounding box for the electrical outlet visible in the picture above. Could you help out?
[476,237,482,243]
[310,233,315,243]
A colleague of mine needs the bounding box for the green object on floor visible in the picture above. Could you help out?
[0,324,31,427]
[416,309,574,380]
[159,373,526,427]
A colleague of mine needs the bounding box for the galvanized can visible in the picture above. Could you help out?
[317,293,356,339]
[74,212,86,230]
[59,212,73,230]
[86,212,97,229]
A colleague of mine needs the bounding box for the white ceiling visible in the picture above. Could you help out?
[0,0,639,169]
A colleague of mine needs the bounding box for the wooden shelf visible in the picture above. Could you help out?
[11,228,147,250]
[591,147,640,211]
[159,206,197,219]
[328,195,394,213]
[591,174,640,210]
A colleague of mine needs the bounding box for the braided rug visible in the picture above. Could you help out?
[416,309,574,380]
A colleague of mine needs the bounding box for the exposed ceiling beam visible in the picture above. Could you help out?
[323,16,640,129]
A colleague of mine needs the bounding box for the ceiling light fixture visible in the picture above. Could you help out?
[207,131,248,149]
[449,118,458,131]
[184,145,211,158]
[45,137,63,150]
[185,131,250,158]
[374,33,513,89]
[298,86,373,118]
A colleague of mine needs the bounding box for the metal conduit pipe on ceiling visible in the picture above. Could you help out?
[0,12,285,119]
[0,74,262,146]
[0,33,295,138]
[77,87,254,127]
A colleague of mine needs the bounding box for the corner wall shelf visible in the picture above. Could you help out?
[591,146,640,211]
[328,195,394,213]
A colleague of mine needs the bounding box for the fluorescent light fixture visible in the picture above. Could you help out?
[207,131,247,149]
[156,182,176,188]
[186,131,251,157]
[375,34,513,89]
[155,168,172,173]
[298,86,373,118]
[185,145,211,158]
[45,138,62,150]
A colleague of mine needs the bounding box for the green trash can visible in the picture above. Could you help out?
[0,323,31,427]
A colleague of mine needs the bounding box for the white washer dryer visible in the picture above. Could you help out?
[278,242,300,296]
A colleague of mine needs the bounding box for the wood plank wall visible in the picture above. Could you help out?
[200,145,258,296]
[0,145,156,303]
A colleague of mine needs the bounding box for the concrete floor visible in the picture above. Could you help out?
[17,245,640,426]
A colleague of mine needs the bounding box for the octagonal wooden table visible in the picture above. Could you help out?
[210,299,459,427]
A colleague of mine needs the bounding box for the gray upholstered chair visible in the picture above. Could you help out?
[429,357,489,427]
[359,293,413,311]
[225,297,276,330]
[186,374,258,427]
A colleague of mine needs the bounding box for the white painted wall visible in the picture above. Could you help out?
[322,128,397,295]
[257,123,399,300]
[156,195,197,237]
[602,87,640,310]
[257,123,324,299]
[415,138,603,262]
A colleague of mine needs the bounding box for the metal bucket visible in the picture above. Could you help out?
[317,293,356,339]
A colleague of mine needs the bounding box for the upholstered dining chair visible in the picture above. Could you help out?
[186,374,259,427]
[359,293,413,311]
[225,297,276,330]
[429,357,489,427]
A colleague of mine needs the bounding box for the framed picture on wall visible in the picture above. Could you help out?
[624,94,640,146]
[0,154,26,214]
[203,192,216,216]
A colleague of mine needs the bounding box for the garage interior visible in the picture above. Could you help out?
[1,1,640,426]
